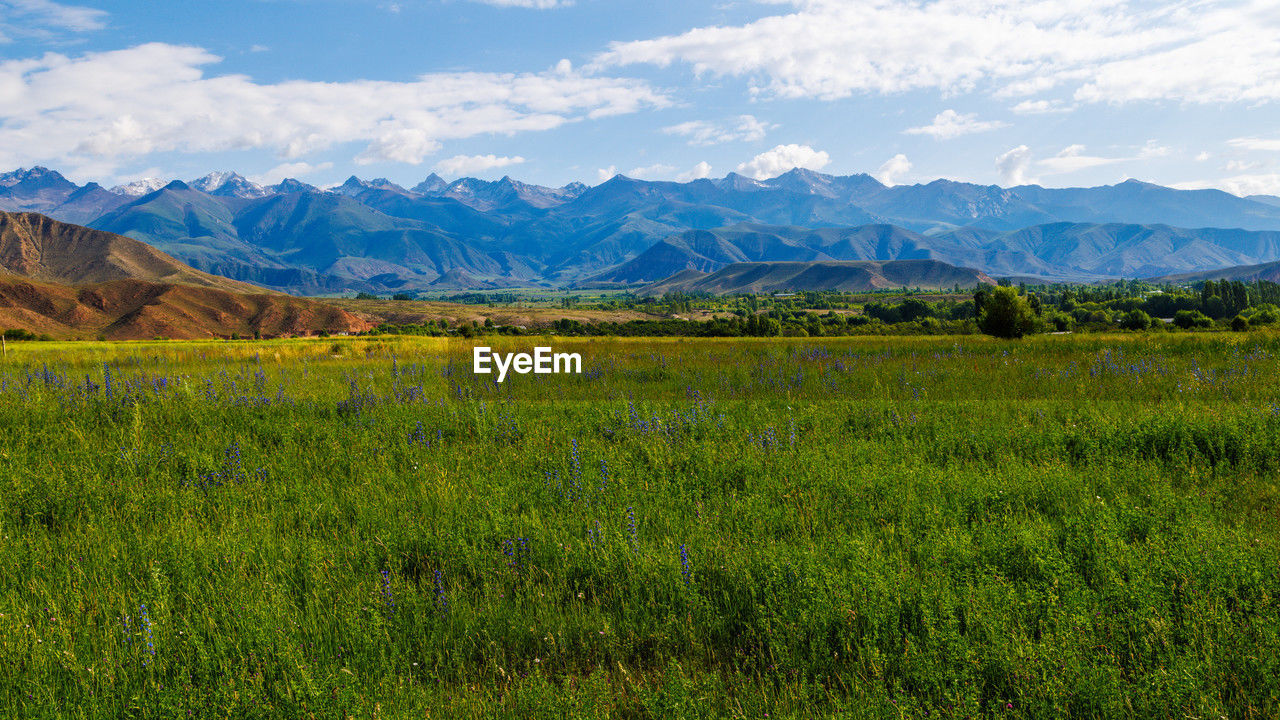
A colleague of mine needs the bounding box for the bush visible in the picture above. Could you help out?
[978,286,1037,339]
[1174,310,1213,329]
[1120,309,1153,331]
[1231,314,1250,331]
[1045,311,1074,332]
[1247,305,1278,325]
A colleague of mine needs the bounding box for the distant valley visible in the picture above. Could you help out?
[5,166,1280,294]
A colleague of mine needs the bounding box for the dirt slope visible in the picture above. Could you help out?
[0,212,373,339]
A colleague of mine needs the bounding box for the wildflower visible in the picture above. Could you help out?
[139,604,155,666]
[679,544,692,585]
[380,569,396,615]
[433,570,448,611]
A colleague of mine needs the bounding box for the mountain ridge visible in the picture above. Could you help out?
[6,165,1280,292]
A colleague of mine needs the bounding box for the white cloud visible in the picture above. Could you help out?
[903,109,1007,140]
[625,163,677,180]
[1226,159,1266,173]
[470,0,571,7]
[663,115,772,146]
[874,153,911,186]
[249,161,333,185]
[0,0,107,39]
[1175,174,1280,197]
[1011,99,1071,115]
[1228,136,1280,152]
[1038,144,1124,175]
[434,153,526,176]
[735,143,829,180]
[597,0,1280,106]
[1196,151,1212,162]
[0,43,668,174]
[996,145,1034,185]
[596,165,617,182]
[1036,142,1169,176]
[676,161,713,182]
[1138,140,1171,158]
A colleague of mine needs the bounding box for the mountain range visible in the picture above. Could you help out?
[5,165,1280,293]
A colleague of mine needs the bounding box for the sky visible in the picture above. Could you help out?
[0,0,1278,195]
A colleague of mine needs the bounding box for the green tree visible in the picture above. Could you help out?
[1120,309,1153,331]
[978,286,1037,339]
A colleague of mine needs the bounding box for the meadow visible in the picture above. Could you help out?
[1,333,1278,718]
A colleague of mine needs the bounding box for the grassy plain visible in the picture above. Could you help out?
[1,333,1278,718]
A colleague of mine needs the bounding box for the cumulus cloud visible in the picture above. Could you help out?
[597,0,1280,106]
[0,43,668,174]
[996,145,1034,185]
[663,115,772,146]
[434,153,526,176]
[874,154,912,186]
[677,161,713,182]
[735,143,829,180]
[596,165,617,182]
[903,110,1008,140]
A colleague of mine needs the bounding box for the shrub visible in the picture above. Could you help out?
[1174,310,1213,329]
[1120,309,1153,331]
[978,286,1037,339]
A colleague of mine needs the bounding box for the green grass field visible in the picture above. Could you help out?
[2,334,1278,718]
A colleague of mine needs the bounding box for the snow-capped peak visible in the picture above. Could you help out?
[109,177,168,196]
[190,171,268,198]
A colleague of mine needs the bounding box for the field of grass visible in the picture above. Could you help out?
[2,334,1278,718]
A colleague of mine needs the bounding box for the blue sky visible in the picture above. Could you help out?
[1,0,1278,195]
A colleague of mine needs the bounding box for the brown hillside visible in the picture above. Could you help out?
[0,211,260,292]
[0,212,374,339]
[0,277,373,340]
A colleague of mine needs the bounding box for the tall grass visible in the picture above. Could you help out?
[0,334,1277,717]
